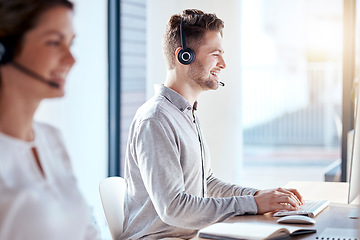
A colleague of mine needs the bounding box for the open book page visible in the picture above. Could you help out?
[198,222,316,240]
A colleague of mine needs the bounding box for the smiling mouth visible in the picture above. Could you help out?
[210,71,220,78]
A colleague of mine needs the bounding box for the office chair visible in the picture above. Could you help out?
[99,177,190,240]
[99,176,126,240]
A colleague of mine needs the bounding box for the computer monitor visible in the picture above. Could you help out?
[348,83,360,218]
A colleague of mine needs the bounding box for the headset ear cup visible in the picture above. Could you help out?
[177,48,195,65]
[0,39,14,65]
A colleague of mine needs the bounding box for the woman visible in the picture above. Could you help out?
[0,0,99,239]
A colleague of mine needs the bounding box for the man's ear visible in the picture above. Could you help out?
[174,47,182,64]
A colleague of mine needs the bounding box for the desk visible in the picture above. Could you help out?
[194,182,359,239]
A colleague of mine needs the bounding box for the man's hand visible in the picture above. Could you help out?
[254,187,304,214]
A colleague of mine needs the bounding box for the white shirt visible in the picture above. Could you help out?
[0,122,98,240]
[122,85,258,239]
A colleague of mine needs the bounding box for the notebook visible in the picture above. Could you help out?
[198,222,316,240]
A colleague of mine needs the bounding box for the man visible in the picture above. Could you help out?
[121,9,303,239]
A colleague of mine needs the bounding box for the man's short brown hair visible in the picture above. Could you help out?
[162,9,224,69]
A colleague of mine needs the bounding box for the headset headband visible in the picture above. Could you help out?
[177,17,195,65]
[180,18,187,50]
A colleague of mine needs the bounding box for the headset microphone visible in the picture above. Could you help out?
[219,81,225,87]
[177,18,195,65]
[11,62,60,88]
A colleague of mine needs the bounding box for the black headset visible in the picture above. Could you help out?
[0,37,15,65]
[177,17,195,65]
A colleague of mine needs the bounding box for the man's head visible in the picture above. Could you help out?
[162,9,224,70]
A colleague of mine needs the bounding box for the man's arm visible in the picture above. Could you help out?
[206,174,304,214]
[205,168,304,213]
[206,173,258,198]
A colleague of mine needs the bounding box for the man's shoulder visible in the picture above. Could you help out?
[135,95,171,122]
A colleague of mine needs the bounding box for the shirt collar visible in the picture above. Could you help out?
[154,84,195,112]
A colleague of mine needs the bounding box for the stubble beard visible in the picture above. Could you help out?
[187,60,219,91]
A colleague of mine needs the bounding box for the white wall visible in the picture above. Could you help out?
[34,0,108,236]
[147,0,244,184]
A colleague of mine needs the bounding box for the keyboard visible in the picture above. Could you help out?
[273,200,330,218]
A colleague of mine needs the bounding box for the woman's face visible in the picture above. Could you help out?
[13,5,75,98]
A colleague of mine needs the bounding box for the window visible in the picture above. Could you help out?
[108,0,147,177]
[241,0,344,188]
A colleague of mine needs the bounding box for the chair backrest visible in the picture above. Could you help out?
[99,176,126,240]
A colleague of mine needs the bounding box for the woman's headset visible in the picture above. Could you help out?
[0,37,15,65]
[177,17,195,65]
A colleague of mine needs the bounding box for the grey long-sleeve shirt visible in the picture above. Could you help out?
[121,85,258,239]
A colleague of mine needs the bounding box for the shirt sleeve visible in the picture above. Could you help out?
[206,173,259,198]
[133,118,258,230]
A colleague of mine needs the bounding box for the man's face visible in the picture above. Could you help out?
[187,30,226,91]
